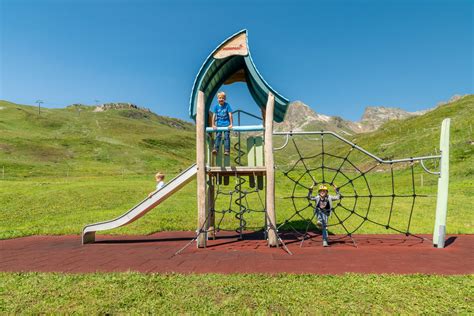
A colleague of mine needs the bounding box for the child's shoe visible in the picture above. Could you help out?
[212,149,217,155]
[224,151,230,156]
[323,240,329,247]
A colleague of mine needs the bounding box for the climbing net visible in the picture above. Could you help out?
[274,132,436,243]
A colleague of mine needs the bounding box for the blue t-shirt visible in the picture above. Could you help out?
[211,102,233,127]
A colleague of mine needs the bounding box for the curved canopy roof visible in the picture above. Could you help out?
[189,29,290,123]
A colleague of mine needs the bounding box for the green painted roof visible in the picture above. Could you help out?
[189,29,290,123]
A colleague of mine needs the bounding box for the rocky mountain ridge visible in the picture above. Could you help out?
[67,102,191,130]
[67,95,468,135]
[277,94,468,134]
[92,102,151,112]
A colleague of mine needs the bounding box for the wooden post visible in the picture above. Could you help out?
[208,176,216,239]
[196,90,207,247]
[264,92,278,247]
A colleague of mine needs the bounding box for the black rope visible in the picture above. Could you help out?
[330,147,354,184]
[291,138,317,184]
[279,133,433,243]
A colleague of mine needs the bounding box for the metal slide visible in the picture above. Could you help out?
[82,164,197,244]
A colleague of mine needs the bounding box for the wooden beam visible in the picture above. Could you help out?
[196,90,207,247]
[261,107,266,125]
[208,176,216,239]
[207,166,266,176]
[264,92,278,247]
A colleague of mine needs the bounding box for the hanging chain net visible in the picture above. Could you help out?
[205,136,268,237]
[209,174,267,236]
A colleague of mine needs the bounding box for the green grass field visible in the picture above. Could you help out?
[0,173,472,239]
[1,273,472,314]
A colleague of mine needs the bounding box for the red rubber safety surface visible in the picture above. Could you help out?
[1,232,473,274]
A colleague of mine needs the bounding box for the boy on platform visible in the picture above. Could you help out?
[211,91,233,155]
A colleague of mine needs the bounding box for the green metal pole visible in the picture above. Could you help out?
[433,118,450,248]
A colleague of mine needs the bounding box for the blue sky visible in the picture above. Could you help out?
[1,0,472,122]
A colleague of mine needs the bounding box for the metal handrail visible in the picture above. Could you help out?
[206,125,264,132]
[232,109,263,121]
[273,130,442,165]
[273,133,289,151]
[420,158,441,175]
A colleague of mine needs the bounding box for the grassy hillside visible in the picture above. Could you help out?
[0,97,472,239]
[0,100,195,178]
[1,96,472,179]
[348,95,473,178]
[274,95,473,180]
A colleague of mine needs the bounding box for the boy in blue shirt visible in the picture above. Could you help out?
[211,91,233,155]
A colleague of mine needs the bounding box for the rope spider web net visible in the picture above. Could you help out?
[276,133,431,242]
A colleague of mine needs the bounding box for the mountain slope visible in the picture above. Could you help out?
[0,100,196,177]
[1,95,472,180]
[276,100,436,134]
[275,101,360,135]
[273,95,473,183]
[357,106,429,132]
[351,95,473,178]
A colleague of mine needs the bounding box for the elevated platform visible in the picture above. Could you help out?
[206,166,266,176]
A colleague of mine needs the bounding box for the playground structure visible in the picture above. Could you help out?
[82,30,450,249]
[188,29,291,248]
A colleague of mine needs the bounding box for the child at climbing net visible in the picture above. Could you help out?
[211,91,233,156]
[307,184,340,247]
